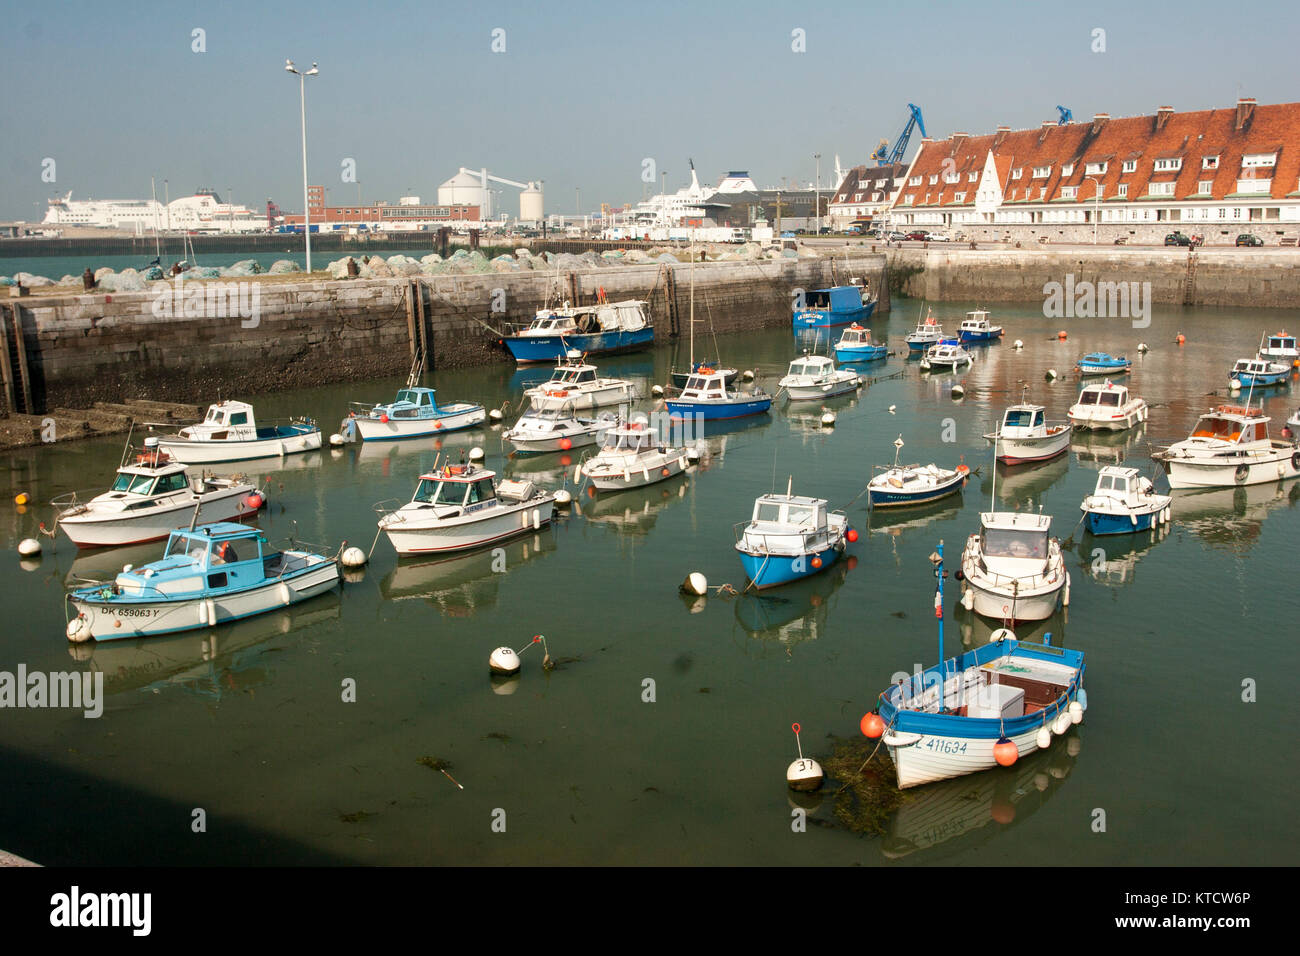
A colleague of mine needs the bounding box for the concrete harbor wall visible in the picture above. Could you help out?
[884,245,1300,309]
[0,254,888,423]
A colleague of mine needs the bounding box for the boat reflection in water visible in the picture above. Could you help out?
[783,389,862,437]
[1171,481,1300,554]
[981,455,1069,510]
[380,528,557,616]
[957,612,1066,649]
[580,476,690,537]
[65,597,341,699]
[879,732,1082,861]
[1071,427,1146,468]
[732,557,852,652]
[353,429,490,470]
[867,497,964,537]
[1073,524,1170,587]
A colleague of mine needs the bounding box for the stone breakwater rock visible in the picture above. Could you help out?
[360,256,393,278]
[326,257,351,278]
[268,259,302,275]
[13,272,55,287]
[94,267,116,282]
[225,259,263,277]
[385,255,422,277]
[420,253,445,266]
[98,268,146,292]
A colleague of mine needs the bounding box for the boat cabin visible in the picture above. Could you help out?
[523,312,579,336]
[1076,381,1129,409]
[977,512,1052,571]
[1000,404,1047,436]
[839,325,874,346]
[599,422,658,454]
[375,388,446,418]
[679,369,731,400]
[1091,466,1147,503]
[1261,332,1298,355]
[802,286,865,312]
[750,494,827,532]
[784,355,837,379]
[960,310,993,331]
[1188,405,1269,444]
[1232,358,1282,376]
[542,363,599,388]
[412,465,499,513]
[108,462,193,498]
[116,523,269,596]
[182,401,260,441]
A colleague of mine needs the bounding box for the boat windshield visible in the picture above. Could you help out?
[395,390,432,406]
[982,529,1048,559]
[111,473,157,495]
[413,478,462,505]
[1268,337,1294,350]
[1191,415,1240,440]
[1098,391,1121,406]
[164,534,211,562]
[604,430,651,452]
[1076,392,1099,406]
[1096,474,1128,492]
[786,503,816,527]
[755,502,783,523]
[1004,409,1043,428]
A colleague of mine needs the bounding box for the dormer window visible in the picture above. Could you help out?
[1242,152,1277,168]
[968,171,978,182]
[1122,159,1137,173]
[1033,165,1052,178]
[928,174,939,185]
[909,176,922,186]
[1154,157,1182,172]
[1085,161,1108,175]
[1202,155,1219,170]
[1011,168,1023,180]
[1061,186,1078,199]
[1061,163,1075,176]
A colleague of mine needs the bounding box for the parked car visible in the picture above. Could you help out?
[926,232,952,242]
[904,231,928,241]
[1164,232,1193,247]
[887,231,908,242]
[1236,233,1264,247]
[780,231,796,238]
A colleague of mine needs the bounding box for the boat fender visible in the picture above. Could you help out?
[1052,713,1071,736]
[1077,688,1088,711]
[1292,452,1300,471]
[1069,701,1084,725]
[66,615,93,643]
[1235,464,1249,483]
[279,583,292,606]
[1035,726,1052,750]
[993,737,1019,766]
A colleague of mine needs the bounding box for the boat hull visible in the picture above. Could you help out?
[782,378,860,401]
[59,487,261,549]
[868,475,966,508]
[792,300,875,330]
[505,328,655,364]
[1083,505,1168,535]
[381,499,556,555]
[525,384,637,412]
[993,431,1071,464]
[1078,364,1130,376]
[68,556,339,641]
[738,544,841,589]
[585,451,688,491]
[887,719,1068,789]
[834,345,887,363]
[158,427,321,464]
[1160,446,1300,488]
[352,407,485,441]
[1232,371,1290,387]
[664,398,772,421]
[1069,403,1148,431]
[958,329,1003,344]
[504,428,606,455]
[960,576,1066,622]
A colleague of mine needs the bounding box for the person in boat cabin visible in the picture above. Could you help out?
[597,286,607,304]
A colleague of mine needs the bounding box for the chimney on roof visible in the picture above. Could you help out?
[1236,97,1256,130]
[1091,112,1110,135]
[1155,106,1174,131]
[1041,120,1055,129]
[993,126,1010,148]
[951,133,969,153]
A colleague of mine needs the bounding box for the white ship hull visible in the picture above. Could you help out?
[1069,402,1149,432]
[525,383,637,412]
[59,486,258,549]
[887,724,1050,789]
[381,499,555,555]
[158,431,321,464]
[961,575,1067,622]
[782,376,861,401]
[585,450,688,491]
[353,408,485,441]
[1161,445,1300,489]
[992,430,1071,464]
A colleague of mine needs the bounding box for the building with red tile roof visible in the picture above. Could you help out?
[827,162,905,230]
[886,99,1300,245]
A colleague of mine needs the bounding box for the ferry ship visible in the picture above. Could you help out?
[43,189,268,234]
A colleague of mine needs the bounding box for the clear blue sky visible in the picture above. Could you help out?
[2,0,1297,221]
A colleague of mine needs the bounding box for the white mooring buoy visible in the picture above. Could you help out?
[489,408,504,423]
[17,538,41,558]
[489,646,520,675]
[742,369,755,381]
[329,433,345,447]
[681,572,708,596]
[554,488,573,507]
[1229,378,1242,392]
[950,383,965,399]
[469,446,485,461]
[786,722,823,792]
[341,546,367,569]
[1013,339,1024,350]
[651,384,664,398]
[1045,368,1058,381]
[66,616,92,643]
[820,408,837,426]
[888,405,897,414]
[1137,342,1150,353]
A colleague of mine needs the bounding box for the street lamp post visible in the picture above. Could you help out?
[285,59,319,272]
[1087,175,1101,245]
[814,152,821,235]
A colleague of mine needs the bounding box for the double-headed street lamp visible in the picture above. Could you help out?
[285,59,319,272]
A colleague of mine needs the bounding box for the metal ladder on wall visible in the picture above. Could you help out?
[0,302,35,415]
[1182,249,1198,306]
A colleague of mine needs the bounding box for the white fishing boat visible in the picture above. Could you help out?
[984,392,1070,465]
[502,402,614,454]
[579,420,688,491]
[1257,330,1299,366]
[51,439,265,549]
[1068,380,1149,431]
[65,523,340,642]
[1153,403,1300,488]
[734,478,852,589]
[956,310,1003,344]
[377,462,556,555]
[867,436,969,508]
[920,340,972,370]
[522,355,639,411]
[958,460,1069,624]
[778,354,862,401]
[156,401,321,464]
[1080,466,1172,535]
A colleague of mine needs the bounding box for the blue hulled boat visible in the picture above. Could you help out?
[734,480,852,589]
[834,324,888,363]
[665,368,772,421]
[1229,357,1291,388]
[956,310,1004,344]
[503,300,654,364]
[792,281,876,330]
[1077,352,1131,376]
[1080,466,1172,535]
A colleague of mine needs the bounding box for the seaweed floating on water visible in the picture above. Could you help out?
[418,755,465,790]
[819,736,910,836]
[338,810,375,824]
[484,732,511,743]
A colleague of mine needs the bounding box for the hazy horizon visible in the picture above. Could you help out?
[2,0,1297,221]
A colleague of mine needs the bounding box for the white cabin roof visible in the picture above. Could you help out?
[980,511,1052,532]
[1097,465,1140,481]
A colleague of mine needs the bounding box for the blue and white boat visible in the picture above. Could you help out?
[344,386,485,442]
[503,300,653,364]
[778,354,861,401]
[867,436,969,508]
[921,339,973,370]
[1076,352,1131,376]
[1080,466,1172,536]
[834,324,888,363]
[905,308,944,351]
[1229,357,1291,388]
[861,546,1086,789]
[1258,330,1299,367]
[792,281,876,330]
[666,368,772,421]
[65,522,340,642]
[156,401,321,464]
[734,479,851,589]
[956,310,1004,344]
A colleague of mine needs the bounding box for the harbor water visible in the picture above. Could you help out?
[2,300,1297,865]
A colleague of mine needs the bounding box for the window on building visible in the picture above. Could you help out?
[1202,155,1219,170]
[1094,185,1105,200]
[954,192,966,203]
[1011,168,1023,180]
[1062,163,1075,176]
[1236,178,1271,194]
[1148,181,1175,196]
[904,196,914,206]
[872,192,882,202]
[1085,161,1108,176]
[1033,165,1051,178]
[908,176,921,186]
[968,171,978,182]
[1118,184,1128,198]
[1061,186,1078,199]
[1154,158,1182,172]
[1039,187,1047,200]
[1196,181,1213,195]
[1242,153,1277,168]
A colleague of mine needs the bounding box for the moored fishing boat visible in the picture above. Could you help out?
[65,522,340,642]
[51,439,265,549]
[377,462,556,555]
[860,542,1085,789]
[905,308,945,351]
[867,436,969,508]
[155,401,321,464]
[778,354,862,401]
[958,506,1069,622]
[834,324,888,363]
[956,310,1003,344]
[734,479,852,589]
[1153,403,1300,488]
[984,393,1070,465]
[920,339,972,370]
[1229,357,1291,388]
[1068,379,1149,431]
[522,355,638,411]
[791,281,876,330]
[503,300,653,364]
[1076,352,1131,376]
[1080,466,1172,535]
[579,420,689,491]
[501,402,613,454]
[664,367,772,421]
[343,386,485,442]
[1258,331,1300,366]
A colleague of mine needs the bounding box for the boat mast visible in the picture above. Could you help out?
[150,177,161,262]
[933,540,945,673]
[689,240,695,368]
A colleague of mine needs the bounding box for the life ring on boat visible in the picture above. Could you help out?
[1291,452,1300,472]
[551,390,569,397]
[1234,463,1249,483]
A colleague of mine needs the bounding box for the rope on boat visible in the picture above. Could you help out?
[835,713,896,795]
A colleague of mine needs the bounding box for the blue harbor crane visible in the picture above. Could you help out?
[871,103,927,166]
[1056,105,1073,125]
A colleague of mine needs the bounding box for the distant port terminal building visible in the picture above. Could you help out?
[885,97,1300,243]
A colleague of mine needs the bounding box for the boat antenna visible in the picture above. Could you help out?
[990,434,998,512]
[787,474,793,498]
[930,541,945,676]
[893,434,904,469]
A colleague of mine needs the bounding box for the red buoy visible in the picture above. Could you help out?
[661,467,670,477]
[860,712,885,738]
[811,556,822,569]
[993,736,1019,767]
[244,493,264,510]
[559,437,573,450]
[846,528,859,543]
[379,414,389,424]
[435,421,443,430]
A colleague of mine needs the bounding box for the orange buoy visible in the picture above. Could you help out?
[244,492,264,510]
[1176,333,1186,345]
[846,528,859,543]
[435,421,443,430]
[993,736,1019,767]
[661,467,670,476]
[810,556,822,569]
[559,437,573,450]
[14,493,29,506]
[379,414,389,424]
[860,712,885,738]
[1057,330,1067,341]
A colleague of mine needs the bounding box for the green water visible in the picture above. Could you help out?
[2,300,1298,865]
